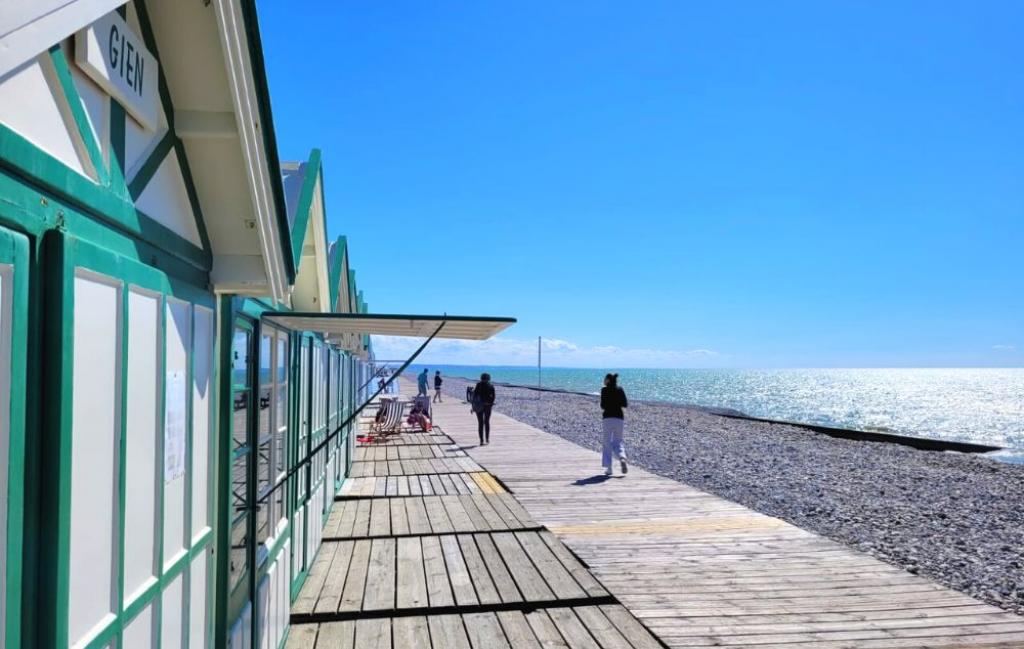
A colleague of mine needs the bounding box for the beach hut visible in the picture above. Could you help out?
[219,146,365,649]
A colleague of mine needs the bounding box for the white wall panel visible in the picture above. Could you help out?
[122,602,155,649]
[266,563,277,649]
[69,271,120,646]
[163,300,190,569]
[256,575,269,649]
[192,307,213,540]
[0,54,90,177]
[134,154,202,247]
[160,574,184,649]
[278,544,290,646]
[124,288,160,602]
[292,509,304,578]
[189,550,210,649]
[68,49,109,167]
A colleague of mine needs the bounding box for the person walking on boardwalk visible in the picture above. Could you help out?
[600,373,628,476]
[417,368,429,396]
[472,372,496,445]
[433,370,444,403]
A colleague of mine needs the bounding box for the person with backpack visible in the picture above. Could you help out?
[600,372,628,476]
[471,372,496,445]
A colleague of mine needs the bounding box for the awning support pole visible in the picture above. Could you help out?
[256,318,447,505]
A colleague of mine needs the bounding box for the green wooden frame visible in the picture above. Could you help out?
[327,235,348,313]
[288,150,322,274]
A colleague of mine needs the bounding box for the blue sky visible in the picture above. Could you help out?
[259,1,1023,368]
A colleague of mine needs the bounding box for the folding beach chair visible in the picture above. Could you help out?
[379,400,407,437]
[369,399,397,433]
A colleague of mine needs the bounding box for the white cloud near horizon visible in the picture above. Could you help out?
[992,344,1017,351]
[370,334,720,368]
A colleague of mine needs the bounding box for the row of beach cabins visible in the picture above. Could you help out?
[0,2,389,648]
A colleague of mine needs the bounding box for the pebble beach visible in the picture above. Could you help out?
[441,376,1024,616]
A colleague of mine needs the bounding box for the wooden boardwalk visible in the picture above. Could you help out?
[287,388,664,648]
[427,386,1024,648]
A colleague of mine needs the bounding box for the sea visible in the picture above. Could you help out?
[415,366,1024,458]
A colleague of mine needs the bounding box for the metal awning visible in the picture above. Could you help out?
[261,312,516,340]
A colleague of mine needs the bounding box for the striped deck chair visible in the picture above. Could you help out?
[369,399,397,433]
[380,401,407,436]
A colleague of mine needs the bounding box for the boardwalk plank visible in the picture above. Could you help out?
[353,618,390,649]
[464,612,512,649]
[390,497,410,535]
[516,531,587,600]
[293,542,337,615]
[492,532,555,601]
[442,494,476,532]
[470,494,509,530]
[352,499,371,537]
[423,496,454,534]
[440,534,479,606]
[472,533,522,603]
[421,535,455,607]
[284,624,317,649]
[314,620,354,648]
[363,538,396,610]
[599,605,663,649]
[392,616,430,648]
[572,607,632,649]
[540,531,608,597]
[405,496,432,534]
[428,614,473,649]
[458,534,501,605]
[338,540,371,612]
[458,494,492,530]
[525,609,570,648]
[369,498,390,537]
[313,541,354,615]
[496,611,543,648]
[548,607,601,649]
[396,537,428,609]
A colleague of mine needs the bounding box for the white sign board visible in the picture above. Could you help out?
[74,11,160,130]
[165,370,186,482]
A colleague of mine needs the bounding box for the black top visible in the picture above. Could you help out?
[473,381,496,407]
[434,375,443,388]
[600,386,628,419]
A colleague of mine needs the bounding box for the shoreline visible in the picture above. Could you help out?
[452,375,1012,459]
[439,375,1024,616]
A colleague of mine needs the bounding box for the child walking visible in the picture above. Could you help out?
[600,373,628,476]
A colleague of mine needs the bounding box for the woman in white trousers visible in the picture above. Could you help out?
[600,373,628,476]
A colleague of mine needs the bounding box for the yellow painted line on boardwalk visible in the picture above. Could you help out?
[548,515,788,537]
[470,471,505,494]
